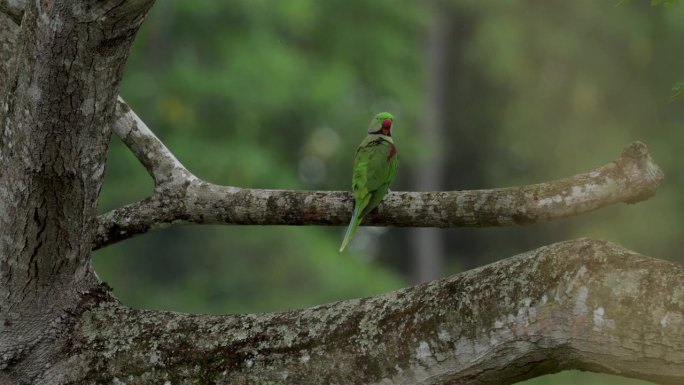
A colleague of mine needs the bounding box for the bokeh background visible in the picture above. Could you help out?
[93,1,684,384]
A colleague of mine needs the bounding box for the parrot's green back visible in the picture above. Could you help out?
[339,131,398,252]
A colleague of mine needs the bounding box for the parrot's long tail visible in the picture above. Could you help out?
[339,206,362,252]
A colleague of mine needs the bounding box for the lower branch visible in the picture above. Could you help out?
[95,142,663,250]
[53,239,684,384]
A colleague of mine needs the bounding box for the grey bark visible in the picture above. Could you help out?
[1,2,682,385]
[0,0,23,25]
[0,1,154,383]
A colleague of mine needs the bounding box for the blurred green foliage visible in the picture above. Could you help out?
[98,0,421,315]
[94,1,682,384]
[650,0,680,6]
[673,82,684,99]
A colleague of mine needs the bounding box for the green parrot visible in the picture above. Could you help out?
[339,112,398,252]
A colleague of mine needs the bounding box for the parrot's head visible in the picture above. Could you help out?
[368,112,394,136]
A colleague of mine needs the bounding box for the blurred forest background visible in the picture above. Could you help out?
[93,1,684,384]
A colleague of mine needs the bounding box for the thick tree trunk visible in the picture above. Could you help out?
[0,1,154,383]
[0,2,682,385]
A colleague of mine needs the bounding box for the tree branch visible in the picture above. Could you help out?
[112,97,194,186]
[61,239,684,384]
[96,102,664,250]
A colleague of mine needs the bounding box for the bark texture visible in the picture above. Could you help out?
[95,101,663,249]
[0,0,23,25]
[1,2,682,385]
[0,1,154,383]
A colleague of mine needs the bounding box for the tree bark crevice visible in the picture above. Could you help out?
[0,0,24,25]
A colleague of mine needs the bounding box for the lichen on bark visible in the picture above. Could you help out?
[51,239,684,385]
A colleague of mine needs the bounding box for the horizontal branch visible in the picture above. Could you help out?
[96,106,663,249]
[65,239,684,384]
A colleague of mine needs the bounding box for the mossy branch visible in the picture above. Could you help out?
[73,239,684,384]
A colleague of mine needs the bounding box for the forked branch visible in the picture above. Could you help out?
[95,100,664,250]
[111,97,194,186]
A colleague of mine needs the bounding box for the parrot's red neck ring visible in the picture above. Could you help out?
[381,119,392,135]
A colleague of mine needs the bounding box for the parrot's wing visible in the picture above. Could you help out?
[352,138,396,208]
[352,140,392,194]
[367,141,395,190]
